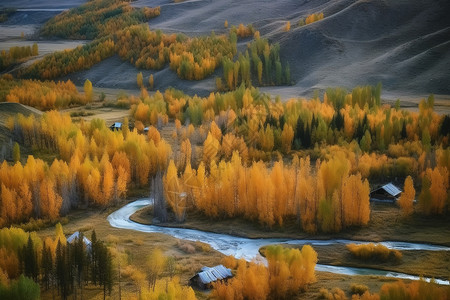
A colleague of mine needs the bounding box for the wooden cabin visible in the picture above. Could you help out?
[189,265,233,289]
[370,183,402,203]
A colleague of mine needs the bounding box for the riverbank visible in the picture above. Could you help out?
[130,201,450,281]
[131,203,450,246]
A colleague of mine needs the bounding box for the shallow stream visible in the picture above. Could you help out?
[107,199,449,285]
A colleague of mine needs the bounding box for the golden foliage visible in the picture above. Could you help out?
[347,243,402,262]
[305,12,324,25]
[284,21,291,32]
[170,151,369,232]
[380,279,449,300]
[398,176,415,215]
[140,276,196,300]
[2,111,170,225]
[214,245,317,300]
[2,78,87,110]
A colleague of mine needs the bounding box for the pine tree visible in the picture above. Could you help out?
[71,232,86,288]
[56,239,69,300]
[22,235,38,282]
[90,230,98,285]
[97,242,113,300]
[41,242,53,290]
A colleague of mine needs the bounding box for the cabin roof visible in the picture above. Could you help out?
[195,265,232,285]
[67,231,92,246]
[371,183,402,197]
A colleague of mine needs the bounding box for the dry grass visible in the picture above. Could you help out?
[132,203,450,282]
[308,244,449,280]
[35,199,223,299]
[34,198,450,299]
[350,283,369,295]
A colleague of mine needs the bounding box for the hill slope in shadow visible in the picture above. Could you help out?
[15,0,448,97]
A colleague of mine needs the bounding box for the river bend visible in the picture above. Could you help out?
[107,199,449,285]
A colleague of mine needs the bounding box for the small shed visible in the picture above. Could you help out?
[189,265,233,289]
[67,231,92,252]
[370,183,402,203]
[110,122,122,131]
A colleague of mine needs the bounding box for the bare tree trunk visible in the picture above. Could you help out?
[152,172,167,222]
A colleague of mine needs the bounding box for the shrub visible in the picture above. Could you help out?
[351,283,369,295]
[319,287,347,300]
[194,240,211,252]
[176,241,196,254]
[347,243,402,262]
[380,279,450,300]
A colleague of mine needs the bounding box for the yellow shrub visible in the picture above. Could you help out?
[347,243,402,262]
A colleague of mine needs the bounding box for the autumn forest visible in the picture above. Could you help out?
[0,0,449,299]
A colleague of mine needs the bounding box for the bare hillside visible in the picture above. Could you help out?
[2,0,449,98]
[70,0,450,96]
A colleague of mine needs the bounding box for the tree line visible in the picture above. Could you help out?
[0,44,38,71]
[39,0,160,40]
[2,77,89,110]
[0,225,113,300]
[163,151,370,233]
[125,85,449,217]
[1,111,171,226]
[19,37,115,79]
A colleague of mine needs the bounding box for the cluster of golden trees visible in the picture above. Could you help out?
[169,33,236,80]
[18,0,295,89]
[219,37,290,90]
[138,277,196,300]
[132,90,168,126]
[298,12,324,26]
[40,0,160,40]
[0,225,115,299]
[213,245,317,300]
[0,44,38,70]
[1,111,171,225]
[3,78,88,110]
[20,38,115,79]
[126,84,450,217]
[346,243,402,262]
[116,25,175,70]
[230,23,255,38]
[0,226,43,281]
[321,279,450,300]
[164,151,370,232]
[115,24,236,80]
[419,166,449,215]
[305,12,324,24]
[128,86,448,199]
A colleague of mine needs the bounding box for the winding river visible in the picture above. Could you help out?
[107,199,449,285]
